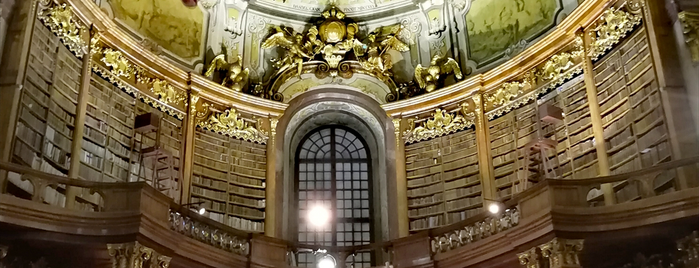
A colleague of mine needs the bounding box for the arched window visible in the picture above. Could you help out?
[295,127,373,267]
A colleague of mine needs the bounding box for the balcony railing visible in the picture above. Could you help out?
[1,156,698,267]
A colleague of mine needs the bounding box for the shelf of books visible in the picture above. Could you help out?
[560,75,598,180]
[191,128,267,232]
[592,25,673,203]
[11,20,98,211]
[405,127,480,232]
[489,107,520,200]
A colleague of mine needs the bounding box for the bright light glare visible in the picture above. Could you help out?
[488,203,500,214]
[308,205,330,228]
[198,207,206,215]
[317,256,336,268]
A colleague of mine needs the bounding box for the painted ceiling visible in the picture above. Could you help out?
[95,0,577,102]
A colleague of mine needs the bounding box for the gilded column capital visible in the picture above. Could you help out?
[108,242,172,268]
[517,247,541,268]
[678,11,699,62]
[539,238,584,268]
[392,118,401,147]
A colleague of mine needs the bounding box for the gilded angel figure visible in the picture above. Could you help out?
[414,54,463,93]
[262,26,318,76]
[359,25,410,76]
[205,44,249,92]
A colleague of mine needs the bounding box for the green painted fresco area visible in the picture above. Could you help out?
[109,0,204,59]
[466,0,557,64]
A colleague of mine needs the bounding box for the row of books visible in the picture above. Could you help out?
[408,192,443,207]
[409,203,444,218]
[193,175,228,190]
[444,183,482,200]
[446,208,483,224]
[407,173,441,188]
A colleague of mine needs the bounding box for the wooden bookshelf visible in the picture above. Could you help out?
[191,128,267,232]
[406,127,480,232]
[590,25,673,203]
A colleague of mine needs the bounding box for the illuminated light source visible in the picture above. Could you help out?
[308,205,331,228]
[488,202,501,214]
[198,207,206,215]
[317,255,336,268]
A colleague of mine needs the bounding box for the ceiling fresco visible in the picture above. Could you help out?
[466,0,561,66]
[92,0,577,101]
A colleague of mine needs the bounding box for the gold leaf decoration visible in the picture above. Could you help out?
[151,79,186,106]
[536,36,583,83]
[198,109,269,144]
[588,7,642,60]
[403,109,473,143]
[37,3,87,58]
[102,48,132,78]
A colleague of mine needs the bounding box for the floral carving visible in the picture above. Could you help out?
[198,108,268,144]
[403,109,474,143]
[588,7,642,60]
[37,3,87,58]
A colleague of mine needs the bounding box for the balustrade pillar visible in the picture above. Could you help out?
[65,25,93,209]
[108,241,172,268]
[393,117,408,237]
[518,238,584,268]
[581,29,615,205]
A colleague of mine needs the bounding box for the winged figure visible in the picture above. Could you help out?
[262,26,319,76]
[205,47,249,92]
[360,25,410,76]
[414,54,463,93]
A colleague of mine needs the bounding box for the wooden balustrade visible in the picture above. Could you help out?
[1,156,699,268]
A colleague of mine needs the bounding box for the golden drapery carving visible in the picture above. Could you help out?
[107,241,172,268]
[588,6,642,60]
[198,108,269,144]
[403,108,473,143]
[679,11,699,62]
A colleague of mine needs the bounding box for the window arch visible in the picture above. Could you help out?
[295,126,373,267]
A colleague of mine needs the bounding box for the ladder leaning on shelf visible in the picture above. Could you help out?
[513,104,564,196]
[133,113,181,203]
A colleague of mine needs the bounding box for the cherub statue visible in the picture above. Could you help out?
[262,26,319,76]
[359,25,410,76]
[414,54,463,93]
[205,44,249,92]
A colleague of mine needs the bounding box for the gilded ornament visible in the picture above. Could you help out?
[414,54,464,93]
[262,26,318,76]
[205,44,250,92]
[199,109,268,144]
[108,241,172,268]
[151,79,186,105]
[403,109,473,143]
[518,247,541,268]
[537,39,583,82]
[37,3,87,57]
[102,48,133,78]
[588,7,642,60]
[360,25,410,77]
[538,238,584,268]
[678,11,699,62]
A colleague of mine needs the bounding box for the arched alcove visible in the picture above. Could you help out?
[274,87,399,246]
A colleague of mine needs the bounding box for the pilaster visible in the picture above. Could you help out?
[265,117,278,237]
[473,93,496,203]
[393,117,408,237]
[65,25,93,208]
[179,85,198,205]
[581,29,614,205]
